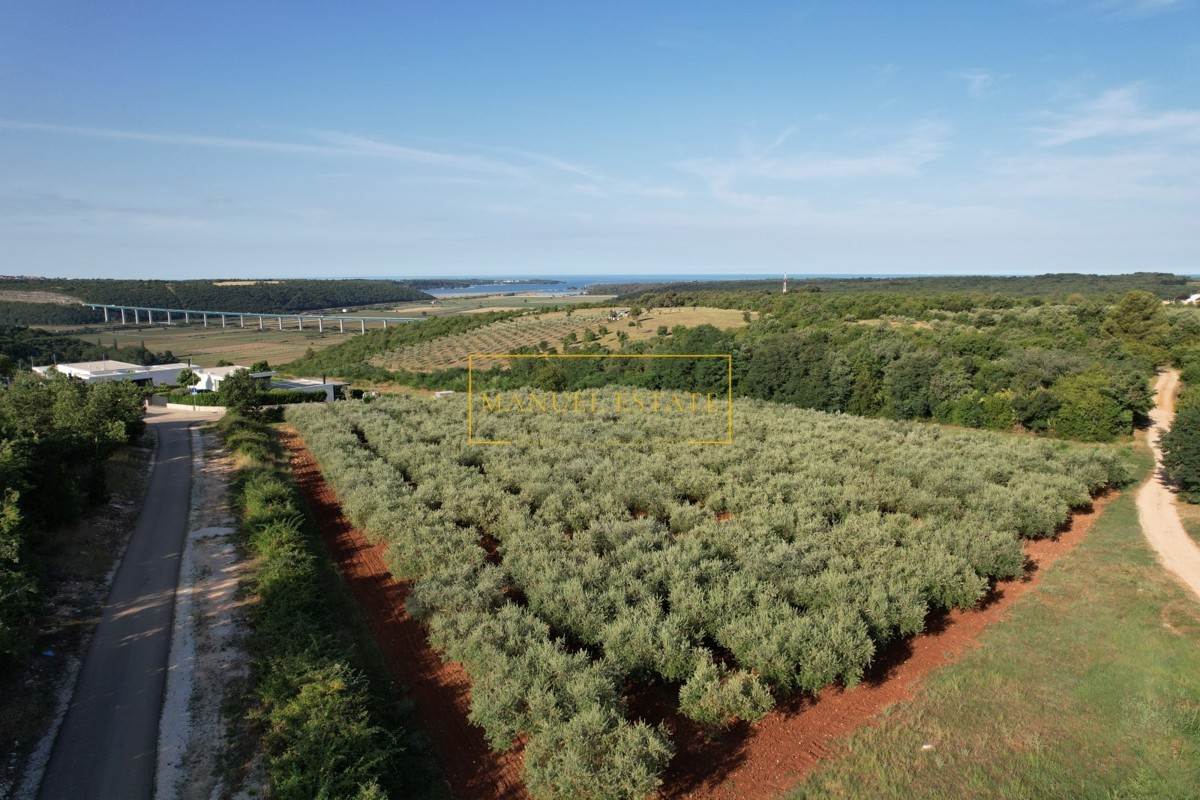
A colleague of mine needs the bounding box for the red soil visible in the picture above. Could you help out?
[282,424,1111,800]
[280,429,528,800]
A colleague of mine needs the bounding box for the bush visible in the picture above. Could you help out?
[218,414,410,797]
[521,707,673,800]
[1161,406,1200,502]
[259,661,394,800]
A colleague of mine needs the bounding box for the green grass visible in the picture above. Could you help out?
[788,450,1200,800]
[1174,499,1200,546]
[217,415,448,799]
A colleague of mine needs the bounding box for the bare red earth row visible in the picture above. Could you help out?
[282,427,1110,800]
[281,428,528,800]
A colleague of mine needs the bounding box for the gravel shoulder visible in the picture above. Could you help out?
[156,425,253,800]
[1136,369,1200,601]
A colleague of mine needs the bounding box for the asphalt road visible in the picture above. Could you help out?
[37,410,210,800]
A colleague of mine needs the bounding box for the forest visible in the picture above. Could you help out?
[0,301,106,326]
[0,373,147,658]
[0,324,180,373]
[588,272,1196,301]
[289,289,1189,442]
[0,277,438,314]
[286,392,1131,798]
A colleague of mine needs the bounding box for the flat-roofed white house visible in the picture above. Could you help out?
[272,377,349,402]
[192,367,344,401]
[192,365,276,392]
[33,360,190,386]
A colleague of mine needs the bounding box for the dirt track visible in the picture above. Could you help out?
[1137,369,1200,601]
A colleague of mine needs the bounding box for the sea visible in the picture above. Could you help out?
[413,273,884,298]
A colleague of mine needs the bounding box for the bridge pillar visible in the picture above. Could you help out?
[120,308,126,324]
[103,307,109,322]
[339,318,344,333]
[382,319,388,329]
[259,316,264,330]
[318,318,324,333]
[185,311,190,325]
[278,316,283,331]
[166,310,171,325]
[220,314,226,328]
[360,319,366,334]
[133,308,139,325]
[298,316,303,331]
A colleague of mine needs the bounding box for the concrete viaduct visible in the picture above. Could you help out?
[84,303,423,334]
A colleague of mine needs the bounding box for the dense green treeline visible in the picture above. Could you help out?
[590,272,1195,301]
[0,301,104,326]
[0,277,437,314]
[0,324,178,371]
[0,373,146,658]
[280,282,1200,442]
[287,393,1131,798]
[334,292,1181,442]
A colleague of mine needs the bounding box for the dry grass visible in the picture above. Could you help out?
[1175,498,1200,545]
[379,292,616,317]
[57,325,357,368]
[0,289,81,304]
[597,306,754,347]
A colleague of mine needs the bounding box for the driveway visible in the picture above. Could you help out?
[37,407,221,800]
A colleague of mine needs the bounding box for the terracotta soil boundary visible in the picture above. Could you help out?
[280,428,527,800]
[281,427,1112,800]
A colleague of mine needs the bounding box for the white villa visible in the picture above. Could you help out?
[33,359,189,386]
[33,361,345,402]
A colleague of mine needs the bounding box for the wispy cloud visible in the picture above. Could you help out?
[486,144,687,199]
[959,69,1007,98]
[675,120,950,192]
[1034,85,1200,145]
[987,149,1200,200]
[1091,0,1187,17]
[0,120,526,177]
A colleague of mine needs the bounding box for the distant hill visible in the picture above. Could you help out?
[590,272,1197,301]
[0,324,176,368]
[0,277,443,314]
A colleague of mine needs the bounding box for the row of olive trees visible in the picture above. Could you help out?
[286,390,1130,797]
[285,402,672,799]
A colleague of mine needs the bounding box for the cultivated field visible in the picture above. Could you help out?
[286,392,1129,798]
[370,306,753,372]
[370,310,616,371]
[365,292,616,317]
[55,325,356,368]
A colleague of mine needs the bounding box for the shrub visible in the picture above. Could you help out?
[1161,406,1200,502]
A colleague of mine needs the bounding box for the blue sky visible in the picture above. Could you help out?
[1,1,1198,279]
